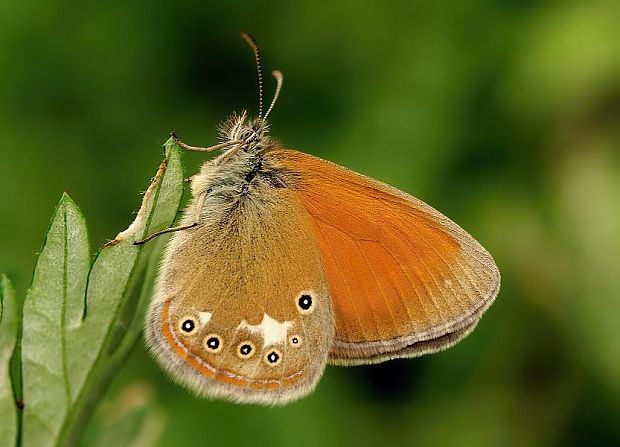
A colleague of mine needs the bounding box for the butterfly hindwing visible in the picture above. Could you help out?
[146,184,334,404]
[268,149,500,365]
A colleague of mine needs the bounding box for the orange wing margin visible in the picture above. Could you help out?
[268,150,500,365]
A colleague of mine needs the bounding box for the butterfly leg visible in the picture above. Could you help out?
[133,189,208,245]
[133,222,198,245]
[171,131,243,153]
[171,131,212,152]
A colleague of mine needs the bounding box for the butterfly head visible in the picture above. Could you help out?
[217,110,269,154]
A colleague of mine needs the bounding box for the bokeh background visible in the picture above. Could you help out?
[1,1,619,446]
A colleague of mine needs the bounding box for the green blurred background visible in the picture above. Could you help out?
[1,1,619,446]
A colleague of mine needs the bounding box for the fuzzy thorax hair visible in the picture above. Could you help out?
[189,111,286,223]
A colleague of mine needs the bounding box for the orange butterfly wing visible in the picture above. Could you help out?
[268,150,500,365]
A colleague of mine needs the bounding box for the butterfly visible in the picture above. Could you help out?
[139,32,500,405]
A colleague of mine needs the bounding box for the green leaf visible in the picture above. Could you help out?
[21,194,90,447]
[21,138,184,447]
[0,275,18,447]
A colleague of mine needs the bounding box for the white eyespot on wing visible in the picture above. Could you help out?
[198,311,213,326]
[237,313,294,346]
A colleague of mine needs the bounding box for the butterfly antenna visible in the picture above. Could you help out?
[240,31,264,119]
[264,70,283,120]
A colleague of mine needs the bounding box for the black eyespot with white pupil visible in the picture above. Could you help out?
[203,334,223,353]
[181,320,195,333]
[264,348,282,366]
[297,293,314,313]
[178,316,198,336]
[289,334,302,347]
[236,341,256,359]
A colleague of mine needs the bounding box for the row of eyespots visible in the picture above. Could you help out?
[179,292,314,338]
[177,316,301,366]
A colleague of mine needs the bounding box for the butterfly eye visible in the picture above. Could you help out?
[237,341,255,359]
[264,349,282,367]
[204,334,223,353]
[178,316,198,335]
[288,335,302,347]
[297,293,314,314]
[238,128,253,141]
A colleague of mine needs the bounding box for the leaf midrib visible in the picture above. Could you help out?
[61,207,71,406]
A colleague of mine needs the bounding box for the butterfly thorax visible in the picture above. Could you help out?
[189,111,288,225]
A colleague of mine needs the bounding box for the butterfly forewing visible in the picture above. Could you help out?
[268,149,500,365]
